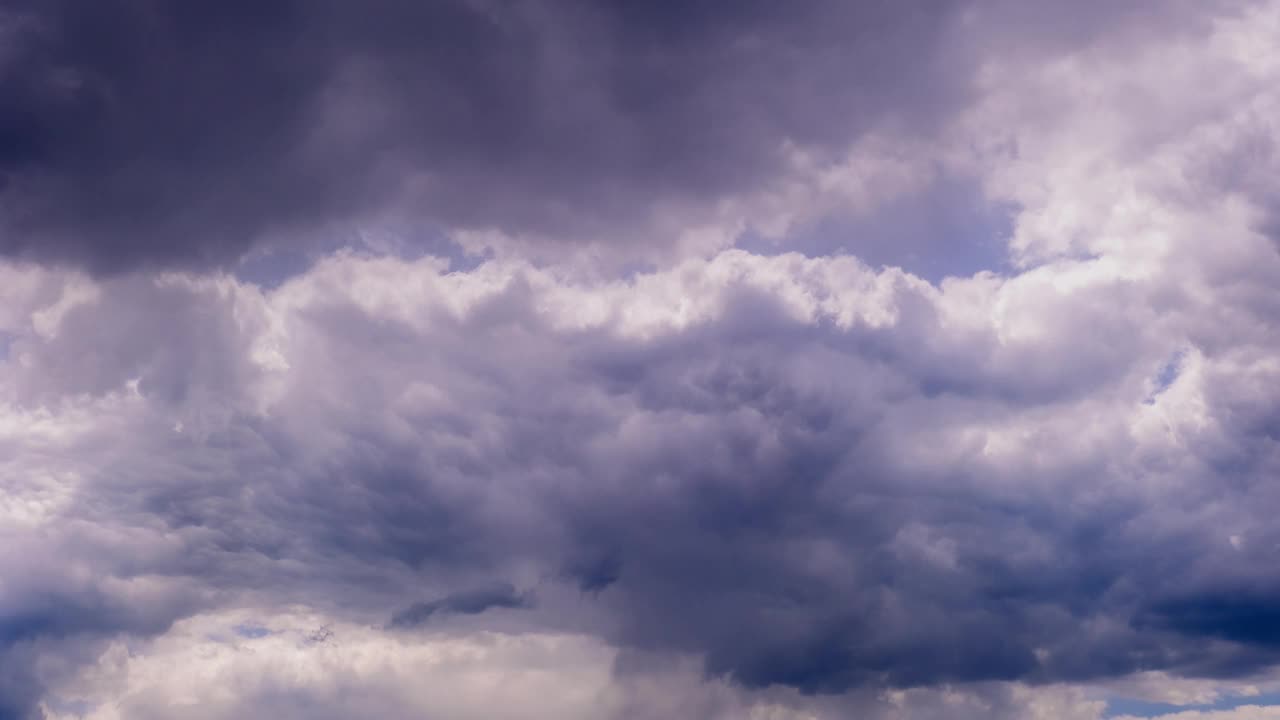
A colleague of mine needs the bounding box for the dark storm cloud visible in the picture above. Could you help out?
[388,582,531,629]
[1143,591,1280,650]
[0,0,972,272]
[1,0,1240,275]
[2,0,1224,276]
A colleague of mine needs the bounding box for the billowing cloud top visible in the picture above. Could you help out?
[2,2,1280,719]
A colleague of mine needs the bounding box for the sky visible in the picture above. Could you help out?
[1,1,1280,719]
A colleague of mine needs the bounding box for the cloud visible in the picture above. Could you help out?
[0,193,1275,712]
[39,608,1113,720]
[1113,708,1280,720]
[2,1,1280,719]
[0,0,1238,275]
[0,0,972,273]
[388,583,532,629]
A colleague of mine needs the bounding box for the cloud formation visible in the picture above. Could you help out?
[388,583,532,629]
[0,0,969,271]
[0,0,1237,273]
[2,1,1280,719]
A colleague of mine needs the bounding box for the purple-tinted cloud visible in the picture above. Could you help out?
[2,2,1280,720]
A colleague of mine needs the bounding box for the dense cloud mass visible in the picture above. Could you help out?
[0,0,967,270]
[0,0,1236,272]
[2,1,1280,719]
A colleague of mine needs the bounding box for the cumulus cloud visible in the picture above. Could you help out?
[2,1,1280,719]
[37,608,1116,720]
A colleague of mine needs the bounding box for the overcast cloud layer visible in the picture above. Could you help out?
[2,2,1280,719]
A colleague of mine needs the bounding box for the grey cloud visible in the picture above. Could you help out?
[0,0,965,272]
[3,277,257,407]
[2,240,1278,719]
[2,2,1280,717]
[388,582,531,629]
[0,0,1228,274]
[0,540,202,720]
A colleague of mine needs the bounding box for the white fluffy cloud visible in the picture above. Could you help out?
[41,608,1112,720]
